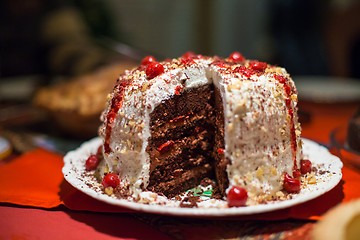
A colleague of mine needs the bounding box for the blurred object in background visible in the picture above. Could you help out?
[105,0,273,61]
[0,103,45,129]
[1,129,83,154]
[0,0,126,79]
[0,76,43,102]
[294,76,360,103]
[105,0,206,59]
[0,0,49,78]
[2,0,360,79]
[324,0,360,78]
[0,0,139,142]
[209,0,272,61]
[33,61,137,138]
[0,136,12,160]
[0,62,137,153]
[269,0,329,76]
[312,199,360,240]
[105,0,360,79]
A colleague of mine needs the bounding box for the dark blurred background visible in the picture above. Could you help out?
[1,0,360,79]
[0,0,360,153]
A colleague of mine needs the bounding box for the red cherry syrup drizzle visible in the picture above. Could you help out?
[157,140,175,154]
[104,79,131,153]
[274,74,297,170]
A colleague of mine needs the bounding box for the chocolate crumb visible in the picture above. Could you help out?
[179,195,200,208]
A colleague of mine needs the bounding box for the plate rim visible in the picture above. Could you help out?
[62,138,343,217]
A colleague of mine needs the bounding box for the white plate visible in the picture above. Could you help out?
[294,76,360,103]
[63,138,343,217]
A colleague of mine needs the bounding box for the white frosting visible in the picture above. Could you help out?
[211,66,301,196]
[99,56,302,199]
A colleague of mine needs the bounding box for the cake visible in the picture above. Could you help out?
[346,108,360,153]
[93,52,306,206]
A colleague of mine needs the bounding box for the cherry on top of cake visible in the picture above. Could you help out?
[117,51,281,86]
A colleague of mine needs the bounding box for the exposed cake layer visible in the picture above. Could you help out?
[98,54,303,200]
[213,87,228,195]
[147,85,215,148]
[146,85,215,198]
[146,135,214,197]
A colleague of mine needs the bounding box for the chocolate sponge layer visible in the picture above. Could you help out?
[146,84,229,198]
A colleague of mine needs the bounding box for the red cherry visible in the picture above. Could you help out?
[85,154,101,171]
[293,169,301,178]
[300,159,312,174]
[229,52,245,62]
[283,173,301,193]
[216,62,227,68]
[181,56,196,65]
[182,51,197,59]
[174,85,183,95]
[234,66,255,78]
[227,186,248,207]
[101,173,120,188]
[146,62,165,79]
[141,56,156,66]
[217,148,225,154]
[249,61,267,72]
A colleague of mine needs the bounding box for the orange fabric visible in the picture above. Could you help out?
[0,148,129,212]
[0,148,63,208]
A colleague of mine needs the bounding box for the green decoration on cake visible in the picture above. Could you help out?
[186,186,213,198]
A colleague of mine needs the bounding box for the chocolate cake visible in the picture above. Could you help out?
[145,84,216,198]
[96,52,304,205]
